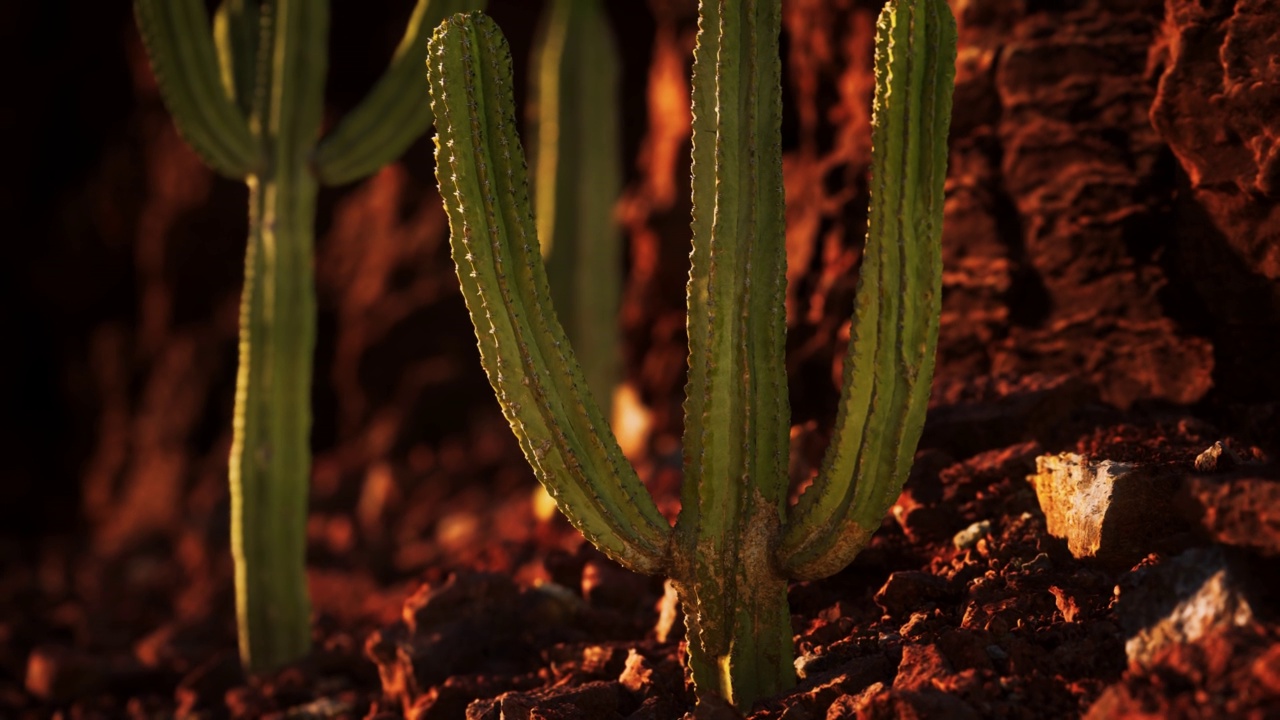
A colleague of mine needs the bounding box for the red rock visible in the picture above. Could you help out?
[1148,0,1280,403]
[24,646,103,704]
[1177,473,1280,556]
[937,629,994,673]
[1252,644,1280,695]
[1049,585,1083,624]
[468,681,624,720]
[893,644,952,693]
[1151,0,1280,197]
[873,572,953,617]
[857,688,981,720]
[618,650,653,694]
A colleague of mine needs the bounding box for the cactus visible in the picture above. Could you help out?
[528,0,624,413]
[134,0,484,672]
[428,0,955,709]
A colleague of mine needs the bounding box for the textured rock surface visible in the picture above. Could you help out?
[1149,0,1280,404]
[1177,473,1280,556]
[1085,625,1280,720]
[1028,452,1189,567]
[1114,547,1257,667]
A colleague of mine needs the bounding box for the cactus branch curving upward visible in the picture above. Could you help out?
[135,0,259,177]
[429,16,672,575]
[778,0,955,581]
[313,0,485,185]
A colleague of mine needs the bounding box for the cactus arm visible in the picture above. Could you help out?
[213,0,260,118]
[673,0,794,705]
[268,0,327,171]
[312,0,485,185]
[529,0,623,412]
[778,0,955,581]
[134,0,260,178]
[427,13,672,574]
[228,0,328,672]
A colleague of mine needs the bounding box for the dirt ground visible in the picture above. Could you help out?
[2,0,1278,718]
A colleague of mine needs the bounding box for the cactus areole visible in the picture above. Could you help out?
[428,0,956,709]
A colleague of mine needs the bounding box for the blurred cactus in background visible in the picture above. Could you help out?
[528,0,624,416]
[133,0,484,673]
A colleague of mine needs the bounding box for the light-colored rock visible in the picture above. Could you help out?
[953,520,991,550]
[1115,547,1256,667]
[1028,453,1186,567]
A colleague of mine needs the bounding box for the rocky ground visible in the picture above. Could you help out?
[2,0,1278,718]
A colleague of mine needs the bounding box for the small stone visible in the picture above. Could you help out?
[953,520,991,550]
[281,697,357,718]
[893,643,952,692]
[1049,585,1083,623]
[1115,547,1256,667]
[654,579,682,643]
[618,649,653,693]
[1027,452,1188,568]
[24,645,102,703]
[874,572,952,616]
[578,645,628,677]
[1194,441,1240,473]
[985,645,1008,661]
[898,611,934,639]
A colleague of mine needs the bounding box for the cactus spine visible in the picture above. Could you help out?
[428,0,955,709]
[134,0,484,672]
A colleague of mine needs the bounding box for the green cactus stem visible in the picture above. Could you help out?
[134,0,484,672]
[428,0,955,708]
[528,0,624,412]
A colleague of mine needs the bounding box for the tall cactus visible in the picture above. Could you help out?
[134,0,484,672]
[428,0,955,709]
[528,0,624,413]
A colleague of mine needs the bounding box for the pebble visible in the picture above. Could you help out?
[1193,441,1240,473]
[953,520,991,550]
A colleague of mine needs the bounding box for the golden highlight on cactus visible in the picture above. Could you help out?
[427,0,955,709]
